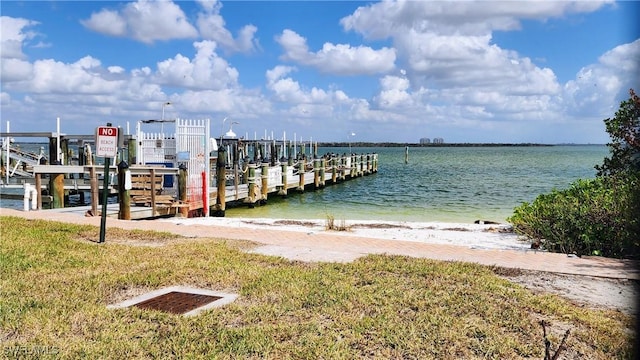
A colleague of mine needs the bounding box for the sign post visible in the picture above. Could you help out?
[96,123,118,243]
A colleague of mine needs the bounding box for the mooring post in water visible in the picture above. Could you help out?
[215,146,226,216]
[317,157,324,187]
[178,163,188,217]
[405,146,409,164]
[297,156,305,192]
[313,157,321,189]
[279,157,287,196]
[366,154,371,174]
[261,161,269,204]
[374,153,379,172]
[246,162,257,207]
[117,160,131,220]
[330,156,336,183]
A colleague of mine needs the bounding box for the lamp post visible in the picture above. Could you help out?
[348,131,355,154]
[220,117,228,144]
[161,101,171,133]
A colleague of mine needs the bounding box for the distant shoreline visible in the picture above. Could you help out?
[318,142,604,148]
[6,140,605,148]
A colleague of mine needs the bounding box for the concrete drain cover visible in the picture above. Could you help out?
[108,286,238,316]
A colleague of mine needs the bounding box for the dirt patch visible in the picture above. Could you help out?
[494,268,639,315]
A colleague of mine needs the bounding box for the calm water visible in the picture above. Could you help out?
[1,144,608,223]
[223,145,608,223]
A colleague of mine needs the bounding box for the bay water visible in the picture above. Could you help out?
[224,145,608,223]
[1,144,608,224]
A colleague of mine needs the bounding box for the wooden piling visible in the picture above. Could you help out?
[261,162,269,203]
[51,172,64,208]
[319,157,326,187]
[90,166,98,215]
[313,157,320,188]
[150,168,157,217]
[178,164,188,217]
[246,163,257,207]
[128,137,137,164]
[118,162,131,220]
[331,156,338,183]
[35,173,42,210]
[215,147,226,216]
[48,137,58,165]
[297,157,305,192]
[279,160,288,196]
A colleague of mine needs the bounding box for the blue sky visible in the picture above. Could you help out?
[1,0,639,144]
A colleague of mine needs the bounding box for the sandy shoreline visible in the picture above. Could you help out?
[161,217,529,251]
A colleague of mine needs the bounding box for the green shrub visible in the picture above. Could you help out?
[509,89,640,259]
[508,173,639,259]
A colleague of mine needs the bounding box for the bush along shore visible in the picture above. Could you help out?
[510,89,640,260]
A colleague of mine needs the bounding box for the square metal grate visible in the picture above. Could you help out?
[132,291,222,315]
[108,286,238,316]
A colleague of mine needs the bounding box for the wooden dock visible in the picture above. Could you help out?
[3,152,378,220]
[1,118,378,220]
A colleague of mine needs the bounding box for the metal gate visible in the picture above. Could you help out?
[136,118,211,215]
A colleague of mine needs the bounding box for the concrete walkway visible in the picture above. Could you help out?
[2,208,638,280]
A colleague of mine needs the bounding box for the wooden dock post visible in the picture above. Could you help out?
[35,173,42,210]
[279,157,288,196]
[150,168,157,217]
[117,161,131,220]
[320,157,326,187]
[178,163,188,217]
[246,162,258,207]
[331,156,338,183]
[261,161,269,203]
[405,146,409,164]
[50,172,64,208]
[297,156,305,192]
[215,147,226,216]
[90,166,98,215]
[313,157,321,188]
[128,137,137,165]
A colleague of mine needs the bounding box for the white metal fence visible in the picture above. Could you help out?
[136,118,211,214]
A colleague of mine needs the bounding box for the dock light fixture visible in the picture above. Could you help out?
[225,122,239,138]
[348,131,356,154]
[161,102,172,133]
[220,117,229,144]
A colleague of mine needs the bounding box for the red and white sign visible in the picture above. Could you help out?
[96,126,118,157]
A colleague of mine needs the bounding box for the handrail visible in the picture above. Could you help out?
[32,165,179,176]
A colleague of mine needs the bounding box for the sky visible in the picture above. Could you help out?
[1,0,639,144]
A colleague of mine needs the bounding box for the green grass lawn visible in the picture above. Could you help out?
[0,216,635,359]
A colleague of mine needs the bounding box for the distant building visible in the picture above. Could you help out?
[419,137,431,144]
[433,137,444,144]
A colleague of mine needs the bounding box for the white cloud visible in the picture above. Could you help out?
[341,0,612,38]
[276,29,396,75]
[0,16,40,60]
[81,0,198,43]
[563,39,640,118]
[153,40,239,90]
[374,75,412,109]
[0,58,34,82]
[196,0,259,54]
[80,9,127,37]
